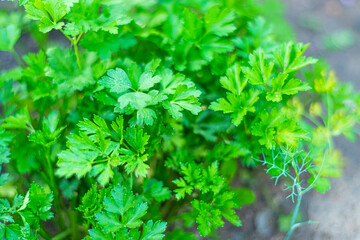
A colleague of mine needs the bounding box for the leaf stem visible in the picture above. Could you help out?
[73,40,82,70]
[44,147,65,230]
[59,29,83,70]
[70,211,78,239]
[39,228,51,240]
[51,230,71,240]
[10,48,25,68]
[285,220,319,240]
[73,32,83,70]
[284,184,302,240]
[130,173,133,189]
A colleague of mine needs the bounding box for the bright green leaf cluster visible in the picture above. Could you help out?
[0,183,53,239]
[81,181,167,240]
[1,0,359,239]
[99,59,202,126]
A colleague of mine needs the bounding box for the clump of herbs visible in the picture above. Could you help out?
[0,0,359,239]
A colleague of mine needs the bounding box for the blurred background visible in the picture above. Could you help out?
[221,1,360,239]
[246,1,360,239]
[285,0,360,239]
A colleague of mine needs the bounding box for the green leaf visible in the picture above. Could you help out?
[251,109,308,148]
[159,70,195,95]
[129,108,157,127]
[1,108,32,131]
[100,65,163,126]
[77,185,108,226]
[163,85,202,119]
[251,109,283,149]
[266,73,311,102]
[308,176,331,194]
[56,149,98,178]
[95,212,123,232]
[276,121,309,146]
[89,183,166,239]
[104,185,137,216]
[164,229,197,240]
[138,72,161,91]
[0,130,12,164]
[210,89,260,126]
[81,32,136,59]
[0,182,53,238]
[182,9,202,41]
[99,68,132,94]
[243,49,274,85]
[100,63,201,125]
[192,200,224,236]
[231,187,256,206]
[91,163,114,187]
[140,220,167,240]
[122,202,148,228]
[0,167,8,186]
[24,0,76,33]
[119,150,149,178]
[117,92,153,110]
[57,115,124,185]
[222,208,241,227]
[143,179,171,202]
[173,178,193,200]
[124,127,149,153]
[274,42,317,73]
[46,47,95,96]
[219,64,247,95]
[0,25,21,51]
[204,6,236,37]
[28,111,65,147]
[89,229,113,240]
[24,183,54,222]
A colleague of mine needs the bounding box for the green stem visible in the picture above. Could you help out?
[59,29,73,42]
[93,159,108,164]
[51,230,71,240]
[44,147,65,230]
[39,228,51,240]
[73,41,82,70]
[285,185,302,240]
[45,148,56,191]
[70,197,79,240]
[290,192,301,227]
[59,29,83,70]
[292,160,300,184]
[285,220,319,240]
[10,48,25,68]
[302,112,323,127]
[130,173,133,189]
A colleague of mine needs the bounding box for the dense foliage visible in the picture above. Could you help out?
[0,0,359,239]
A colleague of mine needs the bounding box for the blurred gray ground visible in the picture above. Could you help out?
[285,0,360,239]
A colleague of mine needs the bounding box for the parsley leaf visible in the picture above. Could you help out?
[0,183,53,239]
[266,73,311,102]
[210,65,260,126]
[99,60,202,125]
[0,25,21,51]
[87,183,167,240]
[56,115,123,186]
